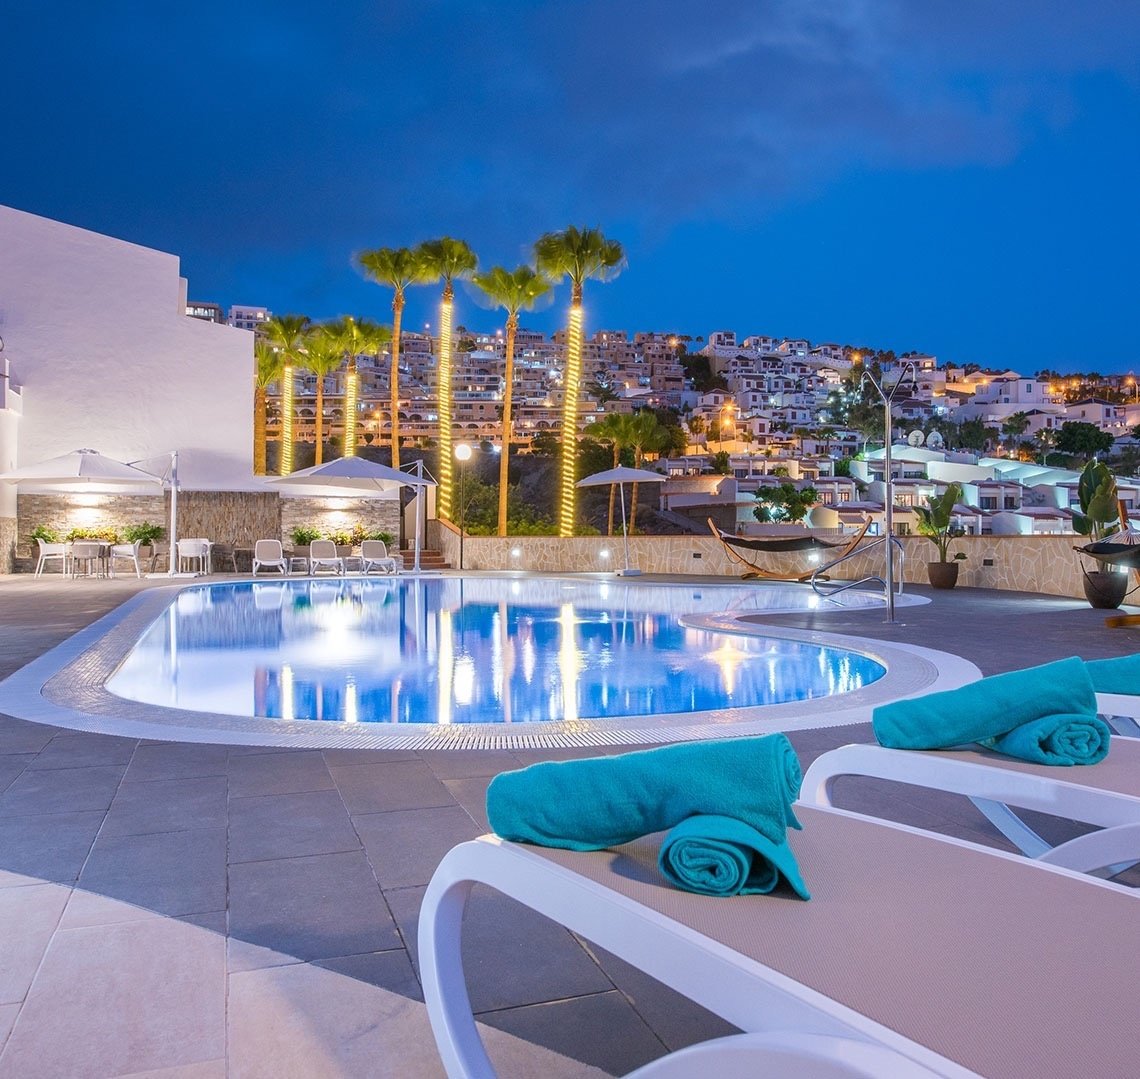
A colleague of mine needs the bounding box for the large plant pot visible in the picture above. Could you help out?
[1081,569,1127,610]
[926,561,959,590]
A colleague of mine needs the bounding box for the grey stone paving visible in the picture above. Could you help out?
[0,574,1136,1076]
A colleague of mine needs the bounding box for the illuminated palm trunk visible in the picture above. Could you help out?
[253,382,267,475]
[607,442,619,535]
[314,378,325,465]
[497,312,519,537]
[280,363,295,475]
[343,365,359,458]
[390,293,404,469]
[437,283,455,519]
[557,286,584,536]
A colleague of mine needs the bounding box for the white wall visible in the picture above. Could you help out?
[0,204,255,490]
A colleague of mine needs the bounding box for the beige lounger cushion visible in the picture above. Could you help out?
[528,806,1137,1079]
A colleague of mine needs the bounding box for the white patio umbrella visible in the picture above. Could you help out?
[0,448,163,488]
[268,457,437,572]
[576,466,666,576]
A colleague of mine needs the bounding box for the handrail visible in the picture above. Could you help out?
[810,535,905,603]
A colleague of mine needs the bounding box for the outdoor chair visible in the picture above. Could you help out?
[108,539,142,578]
[33,538,70,576]
[308,538,345,576]
[360,539,399,575]
[420,805,1139,1079]
[208,541,239,573]
[251,539,288,576]
[147,541,170,573]
[69,541,104,578]
[176,537,211,574]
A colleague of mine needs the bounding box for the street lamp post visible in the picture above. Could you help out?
[454,443,472,571]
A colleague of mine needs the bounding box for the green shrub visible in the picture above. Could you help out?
[123,521,165,545]
[290,526,322,546]
[30,525,59,544]
[350,523,394,546]
[65,526,120,542]
[326,529,354,546]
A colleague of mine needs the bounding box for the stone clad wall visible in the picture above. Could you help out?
[448,531,1109,600]
[280,497,401,546]
[0,517,16,573]
[16,493,167,555]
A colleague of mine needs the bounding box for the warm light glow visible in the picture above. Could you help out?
[281,664,295,722]
[437,609,454,724]
[437,298,455,518]
[344,677,359,724]
[280,362,295,474]
[455,443,472,463]
[558,304,585,537]
[558,602,580,723]
[72,493,108,508]
[343,368,359,457]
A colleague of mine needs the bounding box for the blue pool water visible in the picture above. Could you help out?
[107,578,886,725]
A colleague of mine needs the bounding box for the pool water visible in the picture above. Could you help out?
[107,578,886,725]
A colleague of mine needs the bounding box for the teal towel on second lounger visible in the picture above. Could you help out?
[872,656,1098,752]
[486,734,802,852]
[658,814,810,899]
[982,713,1111,766]
[1085,655,1140,696]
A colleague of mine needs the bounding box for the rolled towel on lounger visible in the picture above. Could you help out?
[658,815,810,899]
[486,734,802,852]
[872,656,1097,752]
[1085,655,1140,696]
[982,713,1111,766]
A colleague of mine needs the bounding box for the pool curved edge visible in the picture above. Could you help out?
[0,583,983,750]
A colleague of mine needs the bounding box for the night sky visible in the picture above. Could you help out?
[4,2,1139,371]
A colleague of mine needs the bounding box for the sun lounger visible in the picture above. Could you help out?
[802,740,1140,874]
[419,805,1138,1079]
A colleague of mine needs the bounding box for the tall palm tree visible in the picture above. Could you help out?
[347,317,391,456]
[253,339,283,475]
[471,265,554,536]
[417,238,478,519]
[300,325,345,465]
[588,411,636,535]
[534,227,626,536]
[356,248,433,468]
[263,314,310,474]
[626,410,666,532]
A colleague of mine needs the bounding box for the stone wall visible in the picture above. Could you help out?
[0,517,16,574]
[171,491,280,547]
[16,493,167,556]
[280,497,402,547]
[446,530,1112,600]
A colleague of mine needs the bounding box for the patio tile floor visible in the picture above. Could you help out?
[0,574,1136,1076]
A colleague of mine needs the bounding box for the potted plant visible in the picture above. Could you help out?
[1073,459,1126,609]
[327,529,354,558]
[29,524,59,554]
[123,521,165,562]
[290,525,322,559]
[915,482,968,589]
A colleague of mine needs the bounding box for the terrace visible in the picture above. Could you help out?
[0,571,1135,1076]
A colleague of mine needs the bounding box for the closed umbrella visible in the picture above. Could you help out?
[576,466,666,575]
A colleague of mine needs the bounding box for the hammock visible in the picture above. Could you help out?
[708,517,871,582]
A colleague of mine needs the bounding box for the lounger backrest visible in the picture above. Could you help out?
[310,539,337,558]
[254,539,283,560]
[360,540,388,559]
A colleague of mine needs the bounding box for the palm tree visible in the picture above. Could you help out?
[299,325,345,465]
[588,411,636,535]
[356,247,434,468]
[320,317,390,458]
[626,411,666,532]
[1002,411,1031,457]
[263,314,310,474]
[471,266,554,536]
[417,238,478,518]
[534,227,626,536]
[253,339,283,475]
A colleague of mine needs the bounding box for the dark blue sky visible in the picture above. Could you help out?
[4,2,1139,372]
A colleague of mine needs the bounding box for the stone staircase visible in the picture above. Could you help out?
[400,548,450,571]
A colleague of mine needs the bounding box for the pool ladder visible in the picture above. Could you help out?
[810,534,906,618]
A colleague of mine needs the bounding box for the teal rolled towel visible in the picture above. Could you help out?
[983,713,1111,766]
[873,656,1097,751]
[658,815,810,899]
[486,734,802,852]
[1085,655,1140,696]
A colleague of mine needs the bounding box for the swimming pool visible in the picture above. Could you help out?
[107,578,887,726]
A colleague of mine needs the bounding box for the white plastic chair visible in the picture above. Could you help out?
[251,539,289,575]
[69,541,104,578]
[34,538,70,577]
[360,539,399,575]
[108,539,142,579]
[176,538,211,574]
[308,539,345,576]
